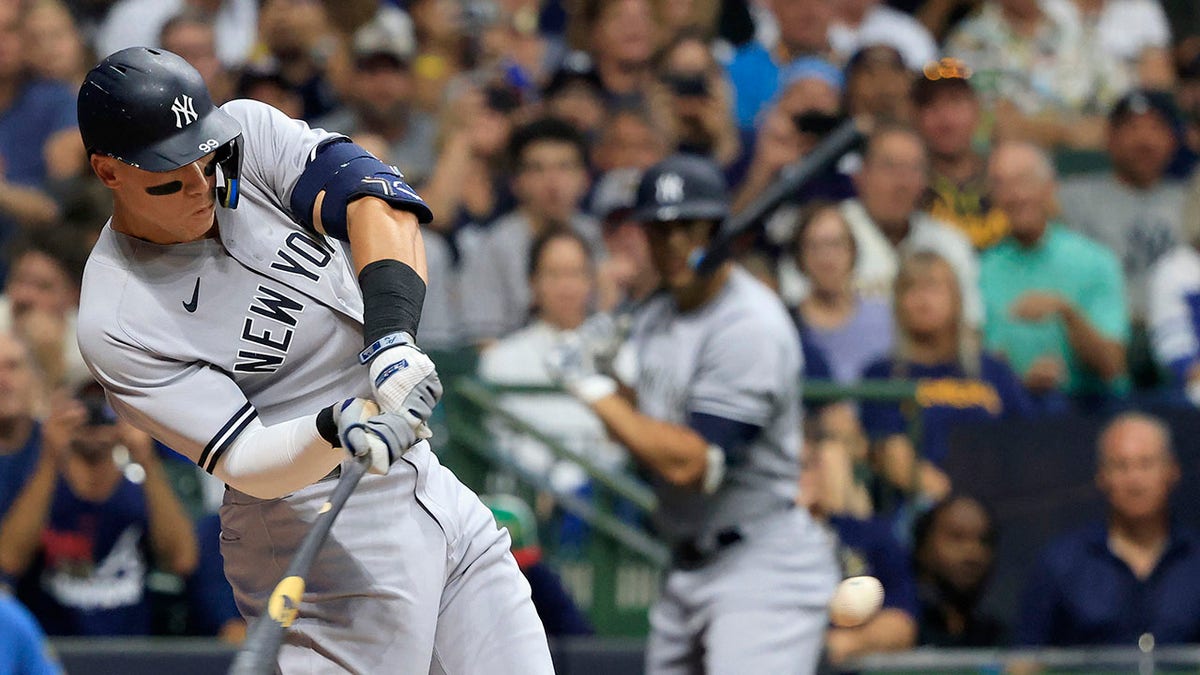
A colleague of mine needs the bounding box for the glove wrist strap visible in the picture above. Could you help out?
[359,331,415,365]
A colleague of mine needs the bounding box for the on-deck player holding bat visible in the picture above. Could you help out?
[548,155,839,674]
[74,47,553,673]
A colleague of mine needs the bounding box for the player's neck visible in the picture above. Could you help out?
[672,264,730,312]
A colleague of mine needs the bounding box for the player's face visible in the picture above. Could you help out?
[922,498,993,596]
[94,152,219,244]
[1097,421,1179,521]
[644,218,714,292]
[797,208,854,294]
[0,333,37,421]
[531,236,593,331]
[897,261,959,339]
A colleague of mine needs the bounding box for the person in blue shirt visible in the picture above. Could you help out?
[0,332,44,524]
[0,588,59,675]
[1018,412,1200,647]
[860,250,1034,501]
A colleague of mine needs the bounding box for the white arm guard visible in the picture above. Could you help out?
[211,415,343,499]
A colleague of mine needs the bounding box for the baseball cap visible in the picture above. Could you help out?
[913,57,975,107]
[543,51,603,99]
[590,168,643,223]
[633,154,729,224]
[778,57,844,95]
[1108,89,1181,128]
[353,6,416,66]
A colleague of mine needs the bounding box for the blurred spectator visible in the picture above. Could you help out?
[1018,412,1200,646]
[589,168,660,312]
[914,58,1009,251]
[829,0,937,70]
[945,0,1113,148]
[481,494,593,637]
[1147,232,1200,405]
[0,382,198,636]
[415,229,464,351]
[421,82,517,237]
[314,19,438,185]
[234,66,304,120]
[160,10,233,105]
[183,514,244,643]
[652,30,741,168]
[912,0,985,42]
[22,0,89,88]
[408,0,471,113]
[0,332,44,519]
[799,431,918,666]
[541,53,607,139]
[473,0,567,99]
[1058,0,1175,91]
[591,103,670,173]
[1165,1,1200,66]
[569,0,658,105]
[652,0,721,44]
[478,229,623,492]
[981,141,1129,402]
[843,44,914,123]
[95,0,257,68]
[913,494,1005,647]
[861,250,1032,500]
[0,228,91,390]
[460,117,602,345]
[252,0,349,121]
[725,0,837,130]
[1058,90,1185,323]
[790,202,893,384]
[842,126,982,327]
[0,587,60,674]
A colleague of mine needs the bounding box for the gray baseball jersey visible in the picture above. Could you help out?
[628,266,838,675]
[76,99,552,674]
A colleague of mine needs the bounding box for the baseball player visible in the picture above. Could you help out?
[549,155,840,674]
[74,48,552,674]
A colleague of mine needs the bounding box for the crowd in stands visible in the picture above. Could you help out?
[2,0,1200,668]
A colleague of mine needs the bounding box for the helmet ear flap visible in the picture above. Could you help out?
[214,136,242,209]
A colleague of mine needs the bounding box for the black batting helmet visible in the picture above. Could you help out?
[633,154,729,224]
[79,47,243,207]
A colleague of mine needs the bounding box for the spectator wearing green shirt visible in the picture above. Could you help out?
[980,141,1129,404]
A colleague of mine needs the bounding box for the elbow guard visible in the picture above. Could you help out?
[290,139,434,240]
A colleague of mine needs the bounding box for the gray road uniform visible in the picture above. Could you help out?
[77,99,552,674]
[629,267,839,675]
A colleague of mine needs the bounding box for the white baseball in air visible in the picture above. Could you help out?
[828,576,884,628]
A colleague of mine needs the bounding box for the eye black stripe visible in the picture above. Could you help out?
[145,181,183,196]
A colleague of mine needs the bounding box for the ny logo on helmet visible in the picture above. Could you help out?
[656,173,684,204]
[172,95,198,128]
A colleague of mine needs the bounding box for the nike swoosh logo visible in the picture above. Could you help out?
[182,278,200,313]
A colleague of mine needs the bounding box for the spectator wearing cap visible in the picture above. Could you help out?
[652,30,741,169]
[460,117,603,345]
[1058,90,1185,327]
[161,9,233,105]
[542,53,607,139]
[589,168,659,312]
[95,0,257,68]
[724,0,837,131]
[914,58,1009,251]
[981,141,1129,402]
[829,0,937,71]
[945,0,1116,149]
[841,125,983,327]
[1018,413,1200,647]
[314,12,438,186]
[844,44,915,124]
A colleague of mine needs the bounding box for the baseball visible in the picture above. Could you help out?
[829,576,884,628]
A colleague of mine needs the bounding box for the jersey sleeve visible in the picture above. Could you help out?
[79,320,261,475]
[686,312,793,427]
[220,98,342,222]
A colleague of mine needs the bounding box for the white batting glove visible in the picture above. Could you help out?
[336,398,419,475]
[545,330,618,404]
[360,332,441,439]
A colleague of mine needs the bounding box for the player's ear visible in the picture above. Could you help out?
[90,155,121,188]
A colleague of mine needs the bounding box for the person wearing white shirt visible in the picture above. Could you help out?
[829,0,938,71]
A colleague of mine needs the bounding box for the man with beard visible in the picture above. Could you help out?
[913,494,1004,647]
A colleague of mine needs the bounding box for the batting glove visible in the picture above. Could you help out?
[336,398,419,475]
[545,330,618,404]
[359,331,441,439]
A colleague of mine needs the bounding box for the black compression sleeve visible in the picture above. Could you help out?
[359,259,426,346]
[316,404,341,447]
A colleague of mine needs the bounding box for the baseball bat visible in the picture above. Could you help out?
[694,115,872,276]
[227,414,376,675]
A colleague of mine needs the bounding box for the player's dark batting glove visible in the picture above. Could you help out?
[336,398,420,475]
[545,331,618,404]
[359,332,442,439]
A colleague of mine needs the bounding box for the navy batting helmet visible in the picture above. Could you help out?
[633,154,729,224]
[79,47,243,207]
